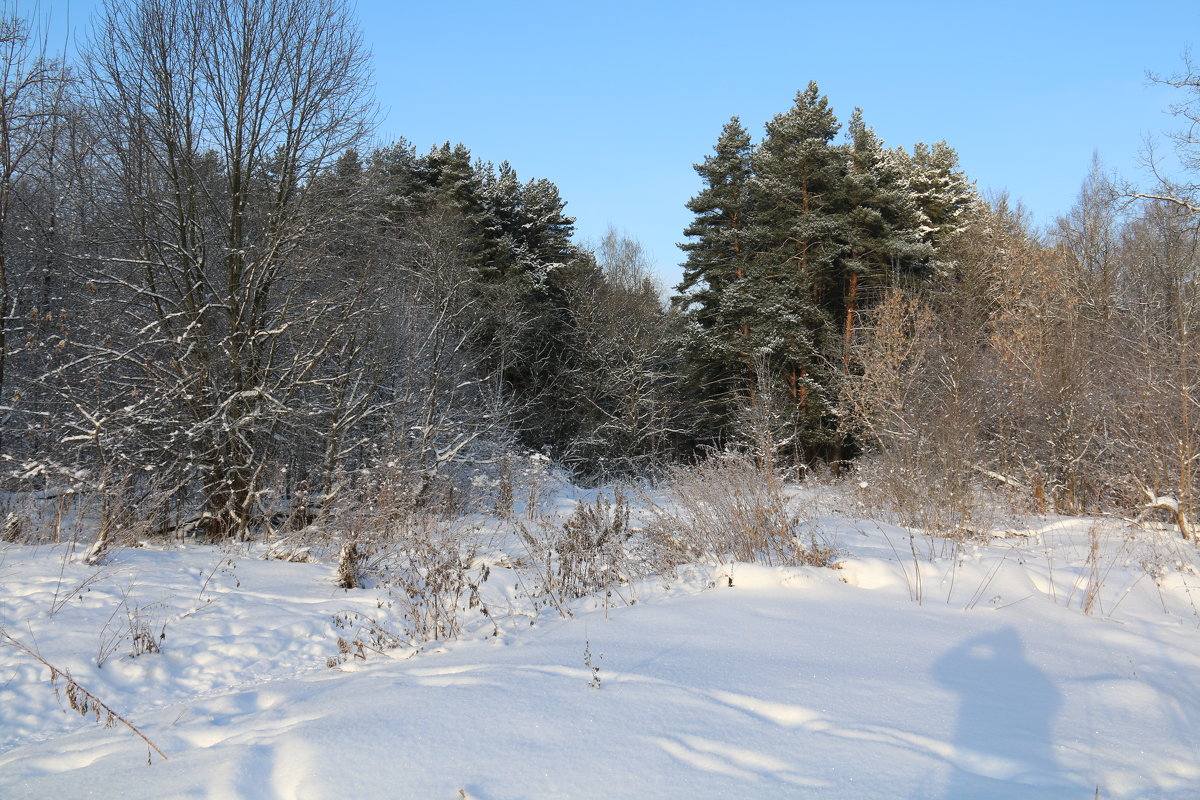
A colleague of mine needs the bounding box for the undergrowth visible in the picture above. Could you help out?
[645,452,841,569]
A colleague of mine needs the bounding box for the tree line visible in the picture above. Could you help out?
[1,0,1198,540]
[674,83,976,464]
[672,80,1200,524]
[0,0,687,541]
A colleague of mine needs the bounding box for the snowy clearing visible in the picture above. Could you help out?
[2,499,1199,799]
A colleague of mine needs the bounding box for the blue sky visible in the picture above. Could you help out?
[39,0,1200,287]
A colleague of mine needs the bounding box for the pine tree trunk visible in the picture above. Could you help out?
[843,272,858,373]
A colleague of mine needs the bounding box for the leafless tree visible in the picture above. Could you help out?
[72,0,375,538]
[559,228,686,478]
[1136,53,1200,213]
[0,2,70,452]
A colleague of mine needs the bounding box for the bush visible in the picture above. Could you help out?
[312,467,492,645]
[513,490,636,616]
[849,451,997,541]
[645,452,840,569]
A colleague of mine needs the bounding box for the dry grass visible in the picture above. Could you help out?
[0,628,168,764]
[514,490,637,615]
[848,451,1027,543]
[312,467,494,646]
[645,452,841,569]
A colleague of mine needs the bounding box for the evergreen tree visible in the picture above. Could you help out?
[901,140,979,254]
[421,142,485,215]
[419,142,495,264]
[674,116,756,443]
[516,177,576,267]
[478,160,526,276]
[354,136,671,471]
[677,116,755,322]
[674,84,969,467]
[750,82,846,294]
[744,82,848,458]
[839,110,931,372]
[364,138,423,228]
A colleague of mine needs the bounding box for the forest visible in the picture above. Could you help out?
[3,2,1200,796]
[0,0,1197,547]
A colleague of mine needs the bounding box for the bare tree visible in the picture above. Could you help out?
[1136,53,1200,213]
[73,0,375,538]
[1114,202,1200,532]
[376,211,516,505]
[559,228,686,477]
[299,207,518,511]
[1122,56,1200,530]
[0,2,70,450]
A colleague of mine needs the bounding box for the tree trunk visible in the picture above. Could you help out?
[843,271,858,374]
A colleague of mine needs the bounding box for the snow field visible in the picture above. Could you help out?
[1,501,1199,799]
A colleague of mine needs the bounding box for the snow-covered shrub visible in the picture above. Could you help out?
[516,491,635,608]
[2,467,181,559]
[558,491,634,597]
[330,518,486,644]
[328,611,406,667]
[1,507,29,543]
[382,514,484,643]
[645,452,839,569]
[849,453,1021,541]
[1,479,90,546]
[83,470,181,563]
[317,470,492,644]
[335,541,365,589]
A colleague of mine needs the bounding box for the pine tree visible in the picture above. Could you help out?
[750,82,846,292]
[839,110,931,373]
[364,138,423,228]
[674,85,961,466]
[677,116,755,321]
[674,116,756,443]
[515,176,577,268]
[478,160,526,276]
[901,140,979,254]
[744,82,848,458]
[421,142,484,214]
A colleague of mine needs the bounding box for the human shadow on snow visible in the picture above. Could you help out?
[932,626,1069,800]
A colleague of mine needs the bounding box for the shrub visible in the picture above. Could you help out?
[317,468,492,644]
[645,452,840,569]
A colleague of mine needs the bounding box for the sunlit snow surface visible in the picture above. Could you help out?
[2,504,1199,799]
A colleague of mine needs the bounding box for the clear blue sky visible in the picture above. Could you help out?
[38,0,1200,287]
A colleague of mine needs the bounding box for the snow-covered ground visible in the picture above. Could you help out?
[2,494,1199,799]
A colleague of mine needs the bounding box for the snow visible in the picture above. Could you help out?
[2,498,1199,799]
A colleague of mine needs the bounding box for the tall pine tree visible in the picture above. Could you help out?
[674,116,756,444]
[676,84,971,467]
[745,82,848,458]
[839,110,931,372]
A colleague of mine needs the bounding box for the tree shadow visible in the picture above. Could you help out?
[932,627,1067,799]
